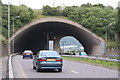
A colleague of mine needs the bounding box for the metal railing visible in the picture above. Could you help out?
[62,55,120,62]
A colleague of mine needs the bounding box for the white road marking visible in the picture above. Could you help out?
[71,70,79,74]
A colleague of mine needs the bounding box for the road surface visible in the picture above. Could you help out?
[12,55,118,78]
[0,56,8,79]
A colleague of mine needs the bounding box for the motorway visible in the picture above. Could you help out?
[12,55,118,78]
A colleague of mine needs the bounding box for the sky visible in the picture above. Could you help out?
[1,0,120,9]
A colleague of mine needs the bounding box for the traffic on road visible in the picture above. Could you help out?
[11,54,118,78]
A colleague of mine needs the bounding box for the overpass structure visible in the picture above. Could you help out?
[10,17,106,55]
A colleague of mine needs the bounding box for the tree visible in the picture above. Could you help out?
[2,4,8,38]
[42,5,62,16]
[68,5,117,40]
[42,5,52,16]
[2,4,36,38]
[62,6,78,17]
[42,4,118,42]
[93,4,105,8]
[116,7,120,41]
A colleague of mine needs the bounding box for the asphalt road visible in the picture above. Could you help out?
[0,56,8,79]
[12,55,118,78]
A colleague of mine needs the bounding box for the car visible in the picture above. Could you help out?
[33,50,63,72]
[23,50,33,59]
[79,52,87,56]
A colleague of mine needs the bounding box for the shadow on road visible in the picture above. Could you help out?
[35,69,61,73]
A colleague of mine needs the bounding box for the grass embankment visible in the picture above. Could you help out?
[62,56,119,70]
[33,9,68,20]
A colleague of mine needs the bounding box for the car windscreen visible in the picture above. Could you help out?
[40,51,60,57]
[24,51,32,53]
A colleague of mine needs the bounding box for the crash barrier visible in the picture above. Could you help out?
[60,53,76,55]
[91,55,119,60]
[62,55,120,62]
[92,55,119,57]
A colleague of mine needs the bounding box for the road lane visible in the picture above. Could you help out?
[71,70,79,74]
[12,55,118,78]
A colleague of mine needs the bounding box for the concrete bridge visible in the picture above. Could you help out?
[10,17,106,55]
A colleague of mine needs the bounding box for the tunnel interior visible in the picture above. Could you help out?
[10,18,105,55]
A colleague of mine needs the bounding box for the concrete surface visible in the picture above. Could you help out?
[12,55,118,78]
[0,56,8,79]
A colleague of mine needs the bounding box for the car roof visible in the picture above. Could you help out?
[24,50,32,52]
[40,50,57,52]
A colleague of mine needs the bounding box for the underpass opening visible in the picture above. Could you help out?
[10,17,106,55]
[59,36,84,55]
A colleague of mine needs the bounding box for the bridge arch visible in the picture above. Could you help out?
[10,17,106,55]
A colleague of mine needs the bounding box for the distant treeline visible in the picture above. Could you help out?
[1,2,36,39]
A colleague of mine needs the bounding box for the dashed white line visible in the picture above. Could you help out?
[71,70,79,74]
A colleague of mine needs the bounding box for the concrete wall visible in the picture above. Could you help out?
[2,44,8,57]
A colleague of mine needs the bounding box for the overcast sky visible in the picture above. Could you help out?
[1,0,120,9]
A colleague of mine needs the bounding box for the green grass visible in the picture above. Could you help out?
[33,15,68,21]
[62,56,119,70]
[32,9,68,21]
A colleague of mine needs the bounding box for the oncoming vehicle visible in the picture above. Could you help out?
[33,50,63,72]
[23,50,33,59]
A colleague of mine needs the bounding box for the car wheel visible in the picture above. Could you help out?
[33,65,36,69]
[36,65,40,72]
[58,68,62,72]
[31,57,33,59]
